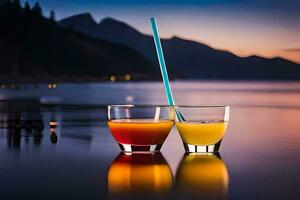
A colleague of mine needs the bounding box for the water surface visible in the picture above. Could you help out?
[1,81,300,200]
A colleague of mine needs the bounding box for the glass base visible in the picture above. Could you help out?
[183,140,222,153]
[118,143,163,153]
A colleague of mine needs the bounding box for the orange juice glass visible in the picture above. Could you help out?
[107,105,174,153]
[175,106,230,153]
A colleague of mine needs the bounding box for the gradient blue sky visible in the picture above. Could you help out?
[21,0,300,63]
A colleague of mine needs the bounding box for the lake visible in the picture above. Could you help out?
[1,81,300,200]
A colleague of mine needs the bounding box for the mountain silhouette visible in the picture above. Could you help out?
[60,13,300,80]
[0,3,159,82]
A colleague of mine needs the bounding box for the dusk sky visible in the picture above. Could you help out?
[22,0,300,63]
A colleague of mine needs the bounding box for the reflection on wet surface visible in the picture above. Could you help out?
[1,99,44,150]
[106,152,230,200]
[175,153,229,199]
[50,119,58,144]
[108,153,173,199]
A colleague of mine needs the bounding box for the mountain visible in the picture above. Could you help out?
[60,13,300,80]
[0,2,159,82]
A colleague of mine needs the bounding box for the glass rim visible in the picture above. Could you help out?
[107,105,229,108]
[175,105,230,108]
[107,104,173,108]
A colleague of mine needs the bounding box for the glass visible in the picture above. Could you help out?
[175,106,230,153]
[107,105,174,153]
[176,153,229,199]
[107,153,173,198]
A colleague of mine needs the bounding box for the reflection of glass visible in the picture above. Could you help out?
[176,153,229,199]
[175,106,230,153]
[107,153,173,198]
[107,105,174,153]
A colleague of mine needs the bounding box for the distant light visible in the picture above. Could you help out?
[48,83,52,89]
[49,121,57,126]
[126,95,134,102]
[1,84,5,88]
[52,84,57,88]
[110,75,116,82]
[49,121,57,129]
[124,74,131,81]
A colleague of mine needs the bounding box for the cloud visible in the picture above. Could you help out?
[283,48,300,52]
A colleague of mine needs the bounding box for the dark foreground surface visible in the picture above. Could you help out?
[1,82,300,200]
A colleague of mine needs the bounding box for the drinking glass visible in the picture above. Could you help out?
[175,106,230,153]
[107,105,174,153]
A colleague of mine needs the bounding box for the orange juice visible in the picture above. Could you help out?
[108,119,174,145]
[176,121,228,145]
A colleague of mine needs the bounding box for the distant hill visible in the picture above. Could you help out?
[0,2,159,83]
[60,13,300,80]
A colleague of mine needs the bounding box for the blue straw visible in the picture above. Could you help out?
[150,17,174,106]
[150,17,184,121]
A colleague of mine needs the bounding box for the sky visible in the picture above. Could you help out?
[22,0,300,64]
